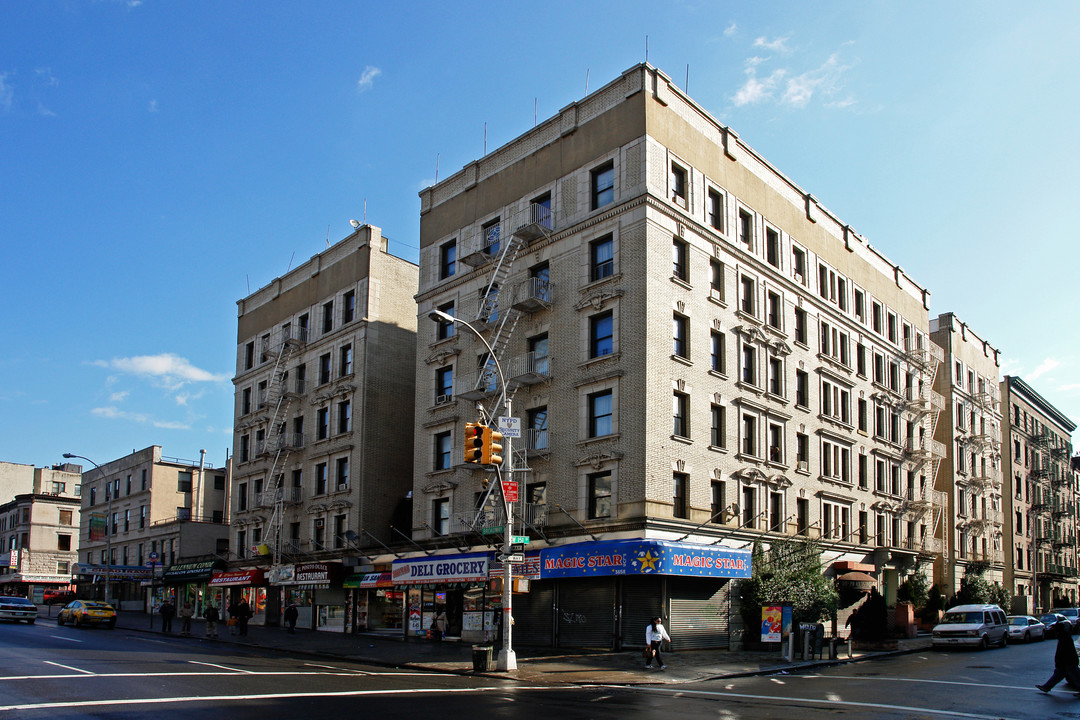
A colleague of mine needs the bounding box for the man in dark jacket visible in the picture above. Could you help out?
[1037,624,1080,692]
[283,603,298,634]
[159,599,175,633]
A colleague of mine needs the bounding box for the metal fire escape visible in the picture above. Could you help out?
[900,338,947,558]
[455,202,555,536]
[1030,430,1077,578]
[960,388,1004,565]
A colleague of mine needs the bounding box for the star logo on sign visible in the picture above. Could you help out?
[638,551,659,573]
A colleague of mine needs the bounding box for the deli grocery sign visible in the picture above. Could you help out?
[391,552,490,585]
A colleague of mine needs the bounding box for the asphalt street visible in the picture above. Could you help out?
[2,618,1079,719]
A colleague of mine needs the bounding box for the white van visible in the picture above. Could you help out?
[932,604,1009,649]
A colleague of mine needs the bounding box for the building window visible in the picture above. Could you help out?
[768,423,783,463]
[673,313,689,359]
[856,343,867,377]
[588,472,612,519]
[435,366,453,402]
[59,510,72,526]
[673,392,689,438]
[673,473,689,518]
[854,288,865,322]
[439,240,457,280]
[319,353,332,385]
[588,389,613,437]
[58,534,71,551]
[767,291,781,330]
[766,228,780,268]
[710,331,726,374]
[710,259,725,301]
[240,435,250,463]
[177,472,192,493]
[322,301,334,334]
[339,344,353,377]
[343,291,356,324]
[434,431,452,470]
[672,238,689,282]
[244,341,255,370]
[796,433,809,468]
[589,311,614,358]
[711,480,726,521]
[482,218,501,256]
[670,162,687,205]
[707,188,723,231]
[315,463,328,495]
[792,246,807,284]
[742,486,756,528]
[337,400,351,434]
[741,343,756,385]
[317,407,329,440]
[768,357,783,396]
[738,209,753,249]
[528,406,548,451]
[435,301,455,340]
[872,301,883,334]
[740,276,755,315]
[590,234,614,281]
[711,404,726,448]
[431,498,450,535]
[336,457,349,490]
[591,162,615,210]
[858,398,868,432]
[742,414,757,456]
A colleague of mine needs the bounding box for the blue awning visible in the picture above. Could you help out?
[539,539,751,580]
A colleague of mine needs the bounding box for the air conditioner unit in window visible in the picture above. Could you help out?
[314,518,325,529]
[436,394,453,405]
[797,461,808,472]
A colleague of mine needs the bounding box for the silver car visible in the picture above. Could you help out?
[0,596,38,624]
[1006,615,1045,642]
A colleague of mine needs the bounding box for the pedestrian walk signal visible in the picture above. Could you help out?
[464,422,485,463]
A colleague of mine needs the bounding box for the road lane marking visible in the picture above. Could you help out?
[0,670,441,682]
[0,685,557,712]
[304,663,365,674]
[799,674,1032,690]
[618,686,1008,720]
[42,662,92,675]
[188,661,252,674]
[47,635,82,643]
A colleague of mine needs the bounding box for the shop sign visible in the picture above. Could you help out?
[209,569,267,587]
[274,563,342,586]
[539,539,752,579]
[343,572,393,589]
[74,564,153,580]
[490,550,541,579]
[268,564,294,584]
[0,550,18,568]
[391,552,490,585]
[162,560,225,583]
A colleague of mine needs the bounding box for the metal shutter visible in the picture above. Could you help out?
[556,578,617,649]
[512,580,554,647]
[619,575,664,650]
[668,578,731,649]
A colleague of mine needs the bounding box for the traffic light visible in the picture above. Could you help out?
[464,422,484,463]
[482,426,504,466]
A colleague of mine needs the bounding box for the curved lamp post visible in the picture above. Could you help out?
[429,308,517,671]
[63,453,112,606]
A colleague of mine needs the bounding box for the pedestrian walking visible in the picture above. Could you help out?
[283,602,298,634]
[203,603,220,638]
[433,606,448,642]
[237,598,252,636]
[1037,624,1080,693]
[178,602,195,636]
[159,599,175,634]
[644,616,672,670]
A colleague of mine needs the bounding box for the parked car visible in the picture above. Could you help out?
[1051,607,1080,634]
[57,600,116,628]
[932,604,1009,649]
[1006,615,1046,642]
[43,589,76,605]
[0,595,38,624]
[1039,612,1071,635]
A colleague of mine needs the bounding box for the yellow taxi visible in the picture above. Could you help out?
[57,600,116,628]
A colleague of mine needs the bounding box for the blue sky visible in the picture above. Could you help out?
[3,1,1079,470]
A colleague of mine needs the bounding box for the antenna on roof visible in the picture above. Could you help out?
[435,152,440,184]
[286,251,295,272]
[645,35,648,63]
[363,198,367,225]
[246,274,250,294]
[585,68,590,95]
[686,64,689,93]
[484,122,487,155]
[326,224,331,248]
[534,97,537,127]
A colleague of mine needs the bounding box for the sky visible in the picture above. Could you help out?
[2,1,1079,471]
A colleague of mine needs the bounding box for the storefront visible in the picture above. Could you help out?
[160,560,227,616]
[207,569,267,617]
[73,563,153,609]
[392,551,496,643]
[271,562,346,632]
[538,539,752,650]
[342,571,402,634]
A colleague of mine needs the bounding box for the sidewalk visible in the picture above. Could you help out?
[48,607,931,686]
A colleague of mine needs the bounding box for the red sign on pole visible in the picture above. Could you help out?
[501,480,519,502]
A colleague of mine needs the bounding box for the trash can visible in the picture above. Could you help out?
[472,645,493,672]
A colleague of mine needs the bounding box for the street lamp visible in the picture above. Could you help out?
[428,308,517,671]
[64,453,112,607]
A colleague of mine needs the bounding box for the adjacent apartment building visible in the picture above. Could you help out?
[1001,376,1078,612]
[230,223,418,629]
[0,463,82,600]
[930,313,1005,594]
[411,64,944,649]
[76,445,228,609]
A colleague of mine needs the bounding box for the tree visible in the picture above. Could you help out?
[738,538,839,633]
[897,571,929,608]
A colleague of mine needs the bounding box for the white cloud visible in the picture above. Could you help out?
[37,103,55,117]
[733,67,786,106]
[1057,383,1080,393]
[357,66,382,93]
[1029,357,1062,381]
[148,99,158,113]
[780,52,853,108]
[753,36,790,53]
[723,22,737,37]
[92,405,190,430]
[109,391,129,403]
[104,353,228,384]
[35,67,58,87]
[0,72,13,112]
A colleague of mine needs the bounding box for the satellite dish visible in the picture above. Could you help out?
[349,219,361,228]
